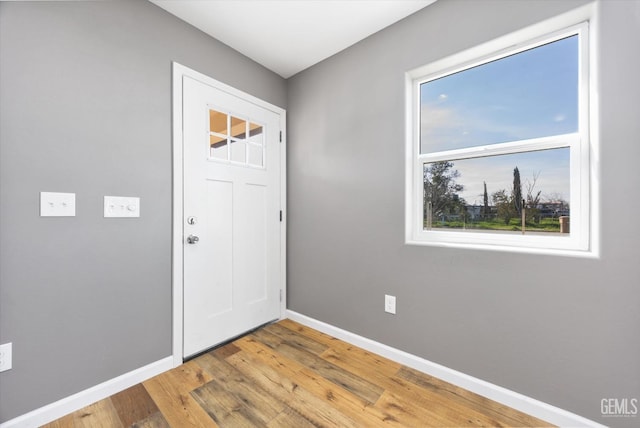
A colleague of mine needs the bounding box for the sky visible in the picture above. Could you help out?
[420,35,578,204]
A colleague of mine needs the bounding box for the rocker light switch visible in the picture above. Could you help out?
[40,192,76,217]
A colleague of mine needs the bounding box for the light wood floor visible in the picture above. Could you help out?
[43,319,553,427]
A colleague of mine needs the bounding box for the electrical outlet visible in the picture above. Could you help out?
[0,343,12,372]
[385,295,396,314]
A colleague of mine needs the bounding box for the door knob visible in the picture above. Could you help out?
[186,235,199,244]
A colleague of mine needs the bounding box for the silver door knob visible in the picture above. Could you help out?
[186,235,199,244]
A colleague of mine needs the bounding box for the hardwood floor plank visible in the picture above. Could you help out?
[130,411,171,428]
[233,335,314,380]
[296,367,412,427]
[249,327,286,349]
[278,318,346,349]
[280,320,402,379]
[192,381,269,427]
[193,352,286,425]
[227,343,361,428]
[252,325,388,403]
[110,383,160,426]
[54,398,124,428]
[142,360,217,428]
[278,319,404,382]
[320,344,402,383]
[266,406,319,428]
[279,341,384,403]
[211,342,242,360]
[250,330,385,405]
[234,335,405,427]
[321,346,514,426]
[376,389,455,427]
[262,322,329,355]
[379,373,528,427]
[397,365,551,427]
[41,415,75,428]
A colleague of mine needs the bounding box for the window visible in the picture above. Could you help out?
[209,108,265,168]
[406,10,597,256]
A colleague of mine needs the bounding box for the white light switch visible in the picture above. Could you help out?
[40,192,76,217]
[0,343,12,372]
[385,294,396,314]
[104,196,140,218]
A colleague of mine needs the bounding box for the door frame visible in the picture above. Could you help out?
[171,62,287,366]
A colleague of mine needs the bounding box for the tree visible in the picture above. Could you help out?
[482,181,489,220]
[525,171,542,223]
[492,189,515,225]
[512,167,522,217]
[423,161,465,221]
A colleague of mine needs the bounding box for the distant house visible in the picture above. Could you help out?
[537,202,570,218]
[465,205,483,221]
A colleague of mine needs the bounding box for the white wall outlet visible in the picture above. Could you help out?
[104,196,140,218]
[385,294,396,314]
[0,342,12,372]
[40,192,76,217]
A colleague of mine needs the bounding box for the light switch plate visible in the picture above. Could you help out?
[40,192,76,217]
[104,196,140,218]
[385,294,397,314]
[0,342,12,372]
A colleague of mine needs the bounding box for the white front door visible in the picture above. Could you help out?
[182,75,283,358]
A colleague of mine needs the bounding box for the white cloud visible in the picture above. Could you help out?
[420,102,527,152]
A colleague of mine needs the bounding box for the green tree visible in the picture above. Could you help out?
[424,161,465,221]
[492,189,515,225]
[482,181,489,220]
[513,167,523,217]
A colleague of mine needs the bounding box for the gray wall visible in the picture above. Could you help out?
[287,0,640,425]
[0,0,285,422]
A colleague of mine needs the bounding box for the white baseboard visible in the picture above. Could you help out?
[286,310,605,428]
[0,356,173,428]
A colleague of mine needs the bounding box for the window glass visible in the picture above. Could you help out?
[209,109,228,135]
[249,123,263,139]
[420,35,579,154]
[231,116,247,139]
[230,140,247,163]
[209,135,228,160]
[248,144,263,167]
[423,148,570,234]
[209,108,265,168]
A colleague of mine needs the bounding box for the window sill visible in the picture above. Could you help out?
[405,238,599,259]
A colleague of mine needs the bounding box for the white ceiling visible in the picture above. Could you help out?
[149,0,437,78]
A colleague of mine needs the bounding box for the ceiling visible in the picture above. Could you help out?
[149,0,437,78]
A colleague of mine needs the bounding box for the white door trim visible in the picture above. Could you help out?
[172,62,286,367]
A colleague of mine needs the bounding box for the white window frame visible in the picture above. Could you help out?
[405,4,599,257]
